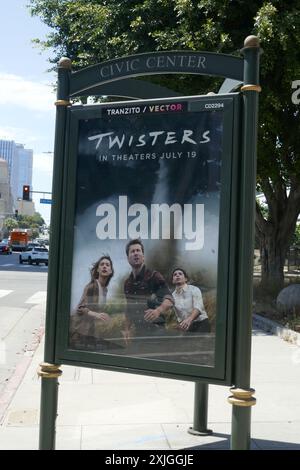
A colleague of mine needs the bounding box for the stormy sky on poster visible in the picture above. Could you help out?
[70,102,223,310]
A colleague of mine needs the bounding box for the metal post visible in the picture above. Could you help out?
[229,35,261,450]
[188,382,212,436]
[38,363,62,450]
[38,57,71,450]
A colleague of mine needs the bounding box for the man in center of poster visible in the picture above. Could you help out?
[123,238,175,338]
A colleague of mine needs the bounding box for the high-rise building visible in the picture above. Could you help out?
[13,144,33,200]
[0,140,16,178]
[0,158,14,236]
[0,139,33,206]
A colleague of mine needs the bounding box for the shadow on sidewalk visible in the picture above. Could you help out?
[251,327,273,336]
[184,432,300,450]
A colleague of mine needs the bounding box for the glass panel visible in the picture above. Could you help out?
[68,99,225,367]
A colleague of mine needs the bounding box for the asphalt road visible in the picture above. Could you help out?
[0,255,47,397]
[0,251,48,273]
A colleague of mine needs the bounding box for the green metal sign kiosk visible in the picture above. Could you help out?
[38,36,261,450]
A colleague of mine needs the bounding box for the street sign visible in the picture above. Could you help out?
[40,198,52,204]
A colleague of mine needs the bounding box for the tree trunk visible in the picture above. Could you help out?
[259,234,287,292]
[255,178,300,293]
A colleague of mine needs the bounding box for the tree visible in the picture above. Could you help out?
[31,228,40,240]
[3,217,18,237]
[29,0,300,290]
[17,212,45,229]
[291,224,300,247]
[252,2,300,290]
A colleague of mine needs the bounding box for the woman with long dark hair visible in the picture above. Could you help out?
[70,255,114,347]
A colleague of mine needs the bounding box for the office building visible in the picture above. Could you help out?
[0,139,33,206]
[0,158,14,236]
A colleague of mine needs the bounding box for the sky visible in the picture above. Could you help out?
[0,0,57,224]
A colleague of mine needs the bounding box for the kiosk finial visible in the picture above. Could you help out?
[58,57,72,69]
[244,35,260,48]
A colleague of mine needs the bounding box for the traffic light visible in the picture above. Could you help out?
[23,185,30,201]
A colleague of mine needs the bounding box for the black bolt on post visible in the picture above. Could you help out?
[38,57,72,450]
[228,35,261,450]
[188,382,212,436]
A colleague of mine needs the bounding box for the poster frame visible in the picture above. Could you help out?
[53,92,241,385]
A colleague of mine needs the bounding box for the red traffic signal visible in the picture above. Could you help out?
[23,185,30,201]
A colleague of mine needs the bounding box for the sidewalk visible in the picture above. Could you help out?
[0,326,300,450]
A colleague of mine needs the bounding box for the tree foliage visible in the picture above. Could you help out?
[28,0,300,287]
[28,1,262,62]
[17,212,45,228]
[3,217,18,233]
[28,0,262,93]
[2,212,45,238]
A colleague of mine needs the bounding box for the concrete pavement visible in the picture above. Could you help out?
[0,322,300,450]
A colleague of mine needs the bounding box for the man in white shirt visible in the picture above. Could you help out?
[172,268,210,333]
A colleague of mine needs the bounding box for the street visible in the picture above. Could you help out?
[0,253,47,399]
[0,251,48,273]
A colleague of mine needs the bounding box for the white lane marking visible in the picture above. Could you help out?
[1,264,14,267]
[25,291,47,304]
[0,290,13,299]
[18,264,48,268]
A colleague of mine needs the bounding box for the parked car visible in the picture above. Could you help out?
[19,246,49,265]
[0,241,12,255]
[26,242,45,250]
[36,238,48,246]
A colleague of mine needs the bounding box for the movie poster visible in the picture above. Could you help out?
[68,98,224,367]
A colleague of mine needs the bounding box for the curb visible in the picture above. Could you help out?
[253,313,300,347]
